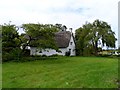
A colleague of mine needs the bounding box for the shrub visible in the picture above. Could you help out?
[2,52,12,62]
[2,48,22,62]
[23,49,30,57]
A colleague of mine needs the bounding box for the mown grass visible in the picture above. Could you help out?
[2,57,118,88]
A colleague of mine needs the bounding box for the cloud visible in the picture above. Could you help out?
[0,0,119,37]
[0,0,119,48]
[48,7,90,14]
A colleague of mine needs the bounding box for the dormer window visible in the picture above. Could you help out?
[70,42,73,45]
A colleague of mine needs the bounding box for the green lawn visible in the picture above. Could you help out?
[2,57,118,88]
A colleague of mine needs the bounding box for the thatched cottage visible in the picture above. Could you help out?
[27,29,76,56]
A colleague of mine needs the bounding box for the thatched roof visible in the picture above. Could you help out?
[55,31,71,48]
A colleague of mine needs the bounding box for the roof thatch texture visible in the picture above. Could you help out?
[55,31,71,48]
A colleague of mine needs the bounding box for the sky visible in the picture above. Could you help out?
[0,0,119,48]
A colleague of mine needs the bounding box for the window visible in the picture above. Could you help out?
[73,49,75,52]
[39,50,42,53]
[70,42,73,45]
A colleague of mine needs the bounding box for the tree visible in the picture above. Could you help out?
[75,22,94,56]
[55,24,67,31]
[22,23,59,52]
[92,19,117,55]
[75,19,117,56]
[2,22,22,61]
[2,23,21,51]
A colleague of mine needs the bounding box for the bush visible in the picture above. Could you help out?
[2,48,22,62]
[23,49,30,56]
[18,56,58,62]
[2,52,12,62]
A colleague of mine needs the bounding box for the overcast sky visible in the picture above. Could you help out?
[0,0,119,47]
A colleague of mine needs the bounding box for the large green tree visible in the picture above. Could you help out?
[75,22,94,56]
[22,23,59,51]
[92,20,116,54]
[75,19,117,56]
[2,23,21,51]
[2,23,22,61]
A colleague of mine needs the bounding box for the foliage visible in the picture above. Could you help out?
[55,23,67,31]
[75,19,117,56]
[75,22,96,56]
[2,22,68,61]
[3,48,22,62]
[2,23,20,49]
[22,23,59,51]
[2,23,22,61]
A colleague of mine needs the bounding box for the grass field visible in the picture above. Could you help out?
[2,57,118,88]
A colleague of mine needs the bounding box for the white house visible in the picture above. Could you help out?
[30,29,76,56]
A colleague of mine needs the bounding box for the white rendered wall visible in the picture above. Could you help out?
[30,47,67,56]
[67,35,76,56]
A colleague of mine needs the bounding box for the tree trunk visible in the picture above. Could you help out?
[94,41,98,56]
